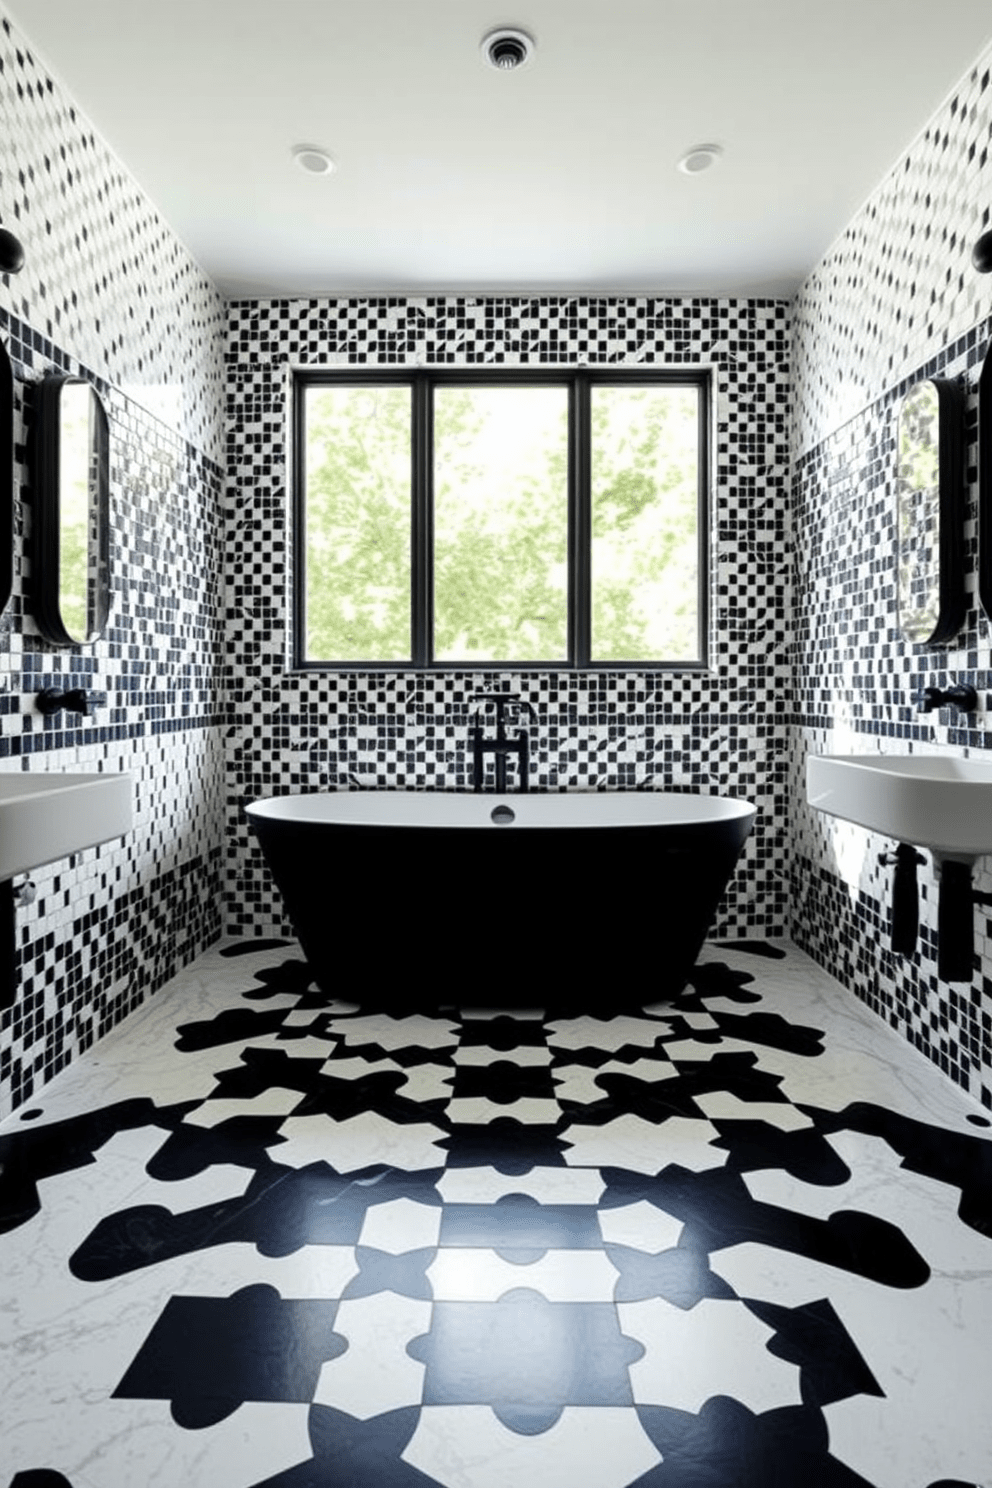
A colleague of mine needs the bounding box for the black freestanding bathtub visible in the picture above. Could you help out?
[245,790,756,1011]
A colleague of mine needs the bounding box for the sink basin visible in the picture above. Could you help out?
[0,771,132,881]
[807,754,992,859]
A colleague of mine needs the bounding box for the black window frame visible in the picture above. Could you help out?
[292,367,710,672]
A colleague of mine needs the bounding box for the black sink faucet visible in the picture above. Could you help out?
[917,683,978,714]
[470,694,536,792]
[36,687,108,717]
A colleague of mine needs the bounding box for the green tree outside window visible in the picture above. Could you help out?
[298,373,706,668]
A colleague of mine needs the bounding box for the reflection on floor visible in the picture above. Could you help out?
[2,939,992,1488]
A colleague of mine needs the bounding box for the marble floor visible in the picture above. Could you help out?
[2,938,992,1488]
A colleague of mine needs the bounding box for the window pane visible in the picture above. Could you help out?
[433,386,569,663]
[303,384,411,662]
[590,385,700,663]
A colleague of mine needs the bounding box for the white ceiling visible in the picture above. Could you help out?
[6,0,992,300]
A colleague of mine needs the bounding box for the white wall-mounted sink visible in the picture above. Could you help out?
[806,754,992,859]
[0,771,132,881]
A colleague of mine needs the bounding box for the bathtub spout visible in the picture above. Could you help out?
[472,729,530,791]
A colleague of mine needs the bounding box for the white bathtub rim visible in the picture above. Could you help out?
[245,789,756,831]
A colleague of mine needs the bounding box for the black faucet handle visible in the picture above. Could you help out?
[917,683,978,714]
[470,692,536,725]
[36,688,65,716]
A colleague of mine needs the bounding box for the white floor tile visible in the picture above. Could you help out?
[326,1014,461,1051]
[427,1248,619,1303]
[184,1087,304,1127]
[446,1097,562,1126]
[358,1197,443,1254]
[619,1295,803,1415]
[693,1090,815,1129]
[314,1293,431,1419]
[561,1114,726,1174]
[436,1167,606,1206]
[546,1016,668,1053]
[598,1200,684,1252]
[276,1112,449,1172]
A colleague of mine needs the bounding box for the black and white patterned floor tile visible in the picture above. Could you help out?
[2,940,991,1488]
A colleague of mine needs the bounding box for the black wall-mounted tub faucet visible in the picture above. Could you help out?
[470,693,536,792]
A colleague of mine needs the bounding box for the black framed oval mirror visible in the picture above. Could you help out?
[979,344,992,625]
[895,375,965,645]
[0,338,12,619]
[33,373,110,646]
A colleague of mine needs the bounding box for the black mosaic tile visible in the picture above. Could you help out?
[409,1289,643,1428]
[744,1297,884,1409]
[252,1406,440,1488]
[115,1285,347,1426]
[633,1400,875,1487]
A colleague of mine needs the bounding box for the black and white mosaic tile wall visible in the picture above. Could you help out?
[0,12,227,461]
[792,43,992,461]
[0,5,229,1118]
[790,36,992,1107]
[224,296,792,945]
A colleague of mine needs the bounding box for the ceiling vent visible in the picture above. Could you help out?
[481,27,535,71]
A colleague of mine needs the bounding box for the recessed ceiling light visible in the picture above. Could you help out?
[676,144,723,176]
[292,144,336,177]
[481,27,535,71]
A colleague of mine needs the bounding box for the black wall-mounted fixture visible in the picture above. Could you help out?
[935,860,992,982]
[917,683,978,713]
[0,881,14,1010]
[878,844,926,956]
[0,877,35,1011]
[0,226,24,275]
[470,693,535,792]
[973,229,992,273]
[36,687,107,717]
